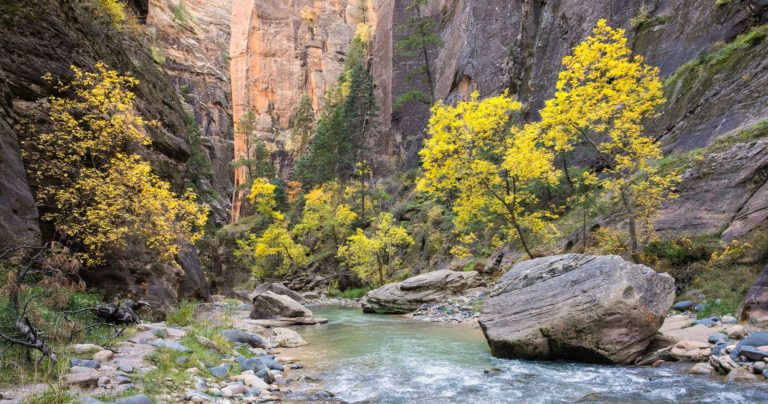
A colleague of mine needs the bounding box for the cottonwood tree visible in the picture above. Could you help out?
[235,177,308,279]
[22,63,208,266]
[337,213,414,287]
[418,92,563,259]
[538,19,677,259]
[293,185,358,250]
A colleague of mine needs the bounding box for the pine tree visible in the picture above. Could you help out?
[394,0,442,107]
[233,110,275,189]
[291,95,315,153]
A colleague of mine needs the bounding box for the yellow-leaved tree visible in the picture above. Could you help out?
[337,212,414,286]
[22,63,208,266]
[418,92,563,259]
[293,184,358,250]
[235,177,309,279]
[539,19,678,258]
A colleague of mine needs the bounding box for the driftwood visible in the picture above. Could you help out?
[93,300,149,324]
[0,317,57,364]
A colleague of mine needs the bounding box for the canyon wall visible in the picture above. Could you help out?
[229,0,376,220]
[0,0,236,314]
[147,0,234,226]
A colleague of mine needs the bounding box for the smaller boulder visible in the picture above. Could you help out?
[220,329,269,348]
[740,346,768,361]
[722,315,738,324]
[708,333,729,345]
[70,359,100,369]
[253,282,306,303]
[271,327,306,348]
[251,291,313,319]
[64,371,100,387]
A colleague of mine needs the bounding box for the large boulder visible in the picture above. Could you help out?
[252,282,305,303]
[741,264,768,326]
[250,291,312,319]
[479,254,675,364]
[361,269,484,314]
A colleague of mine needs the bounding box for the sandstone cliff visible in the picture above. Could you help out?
[229,0,377,220]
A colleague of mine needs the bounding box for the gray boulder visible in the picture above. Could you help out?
[252,282,305,303]
[250,291,313,319]
[220,329,269,348]
[361,269,484,314]
[479,254,675,364]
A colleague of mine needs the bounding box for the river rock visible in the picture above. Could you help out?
[208,363,231,378]
[70,359,100,369]
[672,300,695,311]
[727,367,760,383]
[74,344,104,355]
[740,346,768,361]
[361,269,484,314]
[220,329,269,348]
[271,327,306,348]
[93,350,114,362]
[149,339,192,353]
[726,325,746,340]
[251,291,313,319]
[236,356,267,372]
[709,333,729,345]
[63,371,100,387]
[710,354,738,374]
[689,362,715,375]
[479,254,675,364]
[730,332,768,360]
[722,315,738,324]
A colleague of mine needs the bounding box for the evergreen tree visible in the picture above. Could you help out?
[233,110,275,189]
[292,95,315,153]
[394,0,442,107]
[294,26,378,190]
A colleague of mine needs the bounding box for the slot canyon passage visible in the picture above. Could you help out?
[2,0,768,403]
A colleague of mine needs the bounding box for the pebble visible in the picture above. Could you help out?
[754,361,767,374]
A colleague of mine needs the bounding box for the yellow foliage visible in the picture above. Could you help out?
[337,212,414,286]
[293,185,358,249]
[235,222,309,279]
[56,154,208,265]
[418,91,560,259]
[539,19,678,255]
[23,63,208,266]
[248,178,283,220]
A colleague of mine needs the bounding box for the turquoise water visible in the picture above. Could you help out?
[295,305,768,403]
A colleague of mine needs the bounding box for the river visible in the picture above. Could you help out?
[290,305,768,403]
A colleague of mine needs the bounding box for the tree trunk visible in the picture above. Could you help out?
[620,187,639,262]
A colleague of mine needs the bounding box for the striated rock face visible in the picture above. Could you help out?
[479,254,675,364]
[229,0,377,220]
[0,67,40,253]
[251,291,313,319]
[742,264,768,326]
[147,0,234,225]
[361,269,484,314]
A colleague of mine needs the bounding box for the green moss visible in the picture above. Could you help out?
[665,24,768,89]
[715,0,731,7]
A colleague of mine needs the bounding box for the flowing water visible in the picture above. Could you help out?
[293,305,768,403]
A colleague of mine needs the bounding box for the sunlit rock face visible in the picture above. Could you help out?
[229,0,377,220]
[147,0,235,226]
